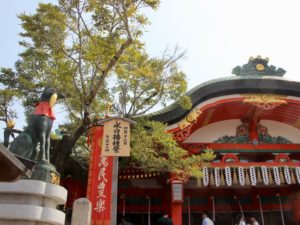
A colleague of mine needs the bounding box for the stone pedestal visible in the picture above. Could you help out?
[31,160,60,185]
[0,179,67,225]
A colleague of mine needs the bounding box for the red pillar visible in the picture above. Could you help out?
[249,120,258,143]
[171,202,182,225]
[292,194,300,224]
[170,177,184,225]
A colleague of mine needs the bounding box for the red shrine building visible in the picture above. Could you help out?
[116,57,300,225]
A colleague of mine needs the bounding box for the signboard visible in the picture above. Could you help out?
[101,119,130,157]
[87,126,114,225]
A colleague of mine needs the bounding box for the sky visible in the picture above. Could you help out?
[1,0,300,130]
[141,0,300,85]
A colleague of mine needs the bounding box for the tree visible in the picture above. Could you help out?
[0,89,17,123]
[0,68,19,123]
[111,44,191,117]
[130,120,215,179]
[0,0,213,179]
[0,0,161,172]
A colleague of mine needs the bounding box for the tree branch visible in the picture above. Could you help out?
[133,86,165,116]
[75,2,87,102]
[87,38,133,107]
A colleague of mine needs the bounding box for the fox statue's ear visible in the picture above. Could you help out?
[49,93,57,107]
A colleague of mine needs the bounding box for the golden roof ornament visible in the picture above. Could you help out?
[177,108,202,130]
[242,94,287,110]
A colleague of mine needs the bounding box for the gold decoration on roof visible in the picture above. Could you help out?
[177,108,202,130]
[242,94,287,110]
[256,63,265,71]
[232,55,286,76]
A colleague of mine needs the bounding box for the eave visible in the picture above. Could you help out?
[148,75,300,125]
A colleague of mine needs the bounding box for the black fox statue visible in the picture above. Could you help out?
[9,88,58,162]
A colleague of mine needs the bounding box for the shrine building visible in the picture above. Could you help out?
[116,56,300,225]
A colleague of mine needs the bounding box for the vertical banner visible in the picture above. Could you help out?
[87,126,114,225]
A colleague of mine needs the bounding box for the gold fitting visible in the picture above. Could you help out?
[7,120,15,129]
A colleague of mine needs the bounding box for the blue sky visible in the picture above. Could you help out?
[1,1,50,68]
[1,0,300,130]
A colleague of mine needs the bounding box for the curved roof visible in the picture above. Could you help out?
[148,75,300,124]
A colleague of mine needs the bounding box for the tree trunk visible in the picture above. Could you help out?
[51,123,87,174]
[51,135,75,173]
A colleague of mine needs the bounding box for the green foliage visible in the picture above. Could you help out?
[0,0,187,134]
[0,0,198,177]
[0,68,20,123]
[1,0,160,125]
[111,44,189,116]
[130,119,215,179]
[178,95,192,110]
[50,132,61,140]
[0,89,18,122]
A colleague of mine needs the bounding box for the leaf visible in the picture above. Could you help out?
[129,119,215,179]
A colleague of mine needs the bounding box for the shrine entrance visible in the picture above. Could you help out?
[115,57,300,225]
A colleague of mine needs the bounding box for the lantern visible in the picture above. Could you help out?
[171,179,184,203]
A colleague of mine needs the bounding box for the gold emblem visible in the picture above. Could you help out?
[177,108,202,130]
[242,94,287,110]
[256,63,265,71]
[7,120,15,129]
[177,120,190,130]
[50,172,60,185]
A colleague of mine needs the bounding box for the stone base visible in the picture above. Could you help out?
[0,179,67,225]
[31,160,60,185]
[0,221,51,225]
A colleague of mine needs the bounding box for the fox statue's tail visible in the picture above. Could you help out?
[9,133,36,160]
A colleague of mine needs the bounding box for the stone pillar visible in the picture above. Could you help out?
[0,179,67,225]
[71,198,91,225]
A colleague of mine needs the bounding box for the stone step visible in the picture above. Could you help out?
[0,204,65,225]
